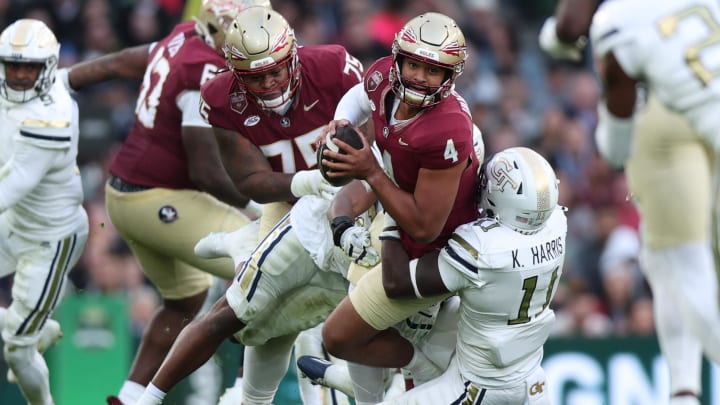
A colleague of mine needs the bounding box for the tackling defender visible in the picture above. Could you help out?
[377,147,563,404]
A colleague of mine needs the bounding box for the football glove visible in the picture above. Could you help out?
[539,17,587,62]
[291,169,341,200]
[339,225,380,267]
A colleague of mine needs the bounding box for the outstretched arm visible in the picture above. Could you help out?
[554,0,598,43]
[65,44,150,90]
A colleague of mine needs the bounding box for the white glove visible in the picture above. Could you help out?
[538,17,586,62]
[340,226,380,267]
[242,200,264,219]
[56,68,75,93]
[291,170,341,200]
[379,212,400,241]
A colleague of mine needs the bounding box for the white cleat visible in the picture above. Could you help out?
[296,355,356,398]
[8,319,63,384]
[195,220,261,268]
[194,232,230,259]
[216,384,243,405]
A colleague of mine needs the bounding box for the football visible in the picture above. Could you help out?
[317,125,364,187]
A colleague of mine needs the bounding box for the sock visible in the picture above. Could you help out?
[118,380,146,404]
[347,362,386,403]
[0,307,6,327]
[135,383,165,405]
[294,327,324,404]
[243,334,296,404]
[403,347,441,385]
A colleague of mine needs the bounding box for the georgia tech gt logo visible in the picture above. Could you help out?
[490,156,519,192]
[529,381,545,396]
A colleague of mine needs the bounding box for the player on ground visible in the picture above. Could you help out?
[0,19,88,405]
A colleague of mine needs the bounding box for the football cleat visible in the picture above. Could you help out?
[194,219,260,268]
[193,232,230,259]
[217,384,243,405]
[7,319,63,384]
[296,355,355,398]
[106,395,124,405]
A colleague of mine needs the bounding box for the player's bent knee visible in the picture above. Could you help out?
[321,323,351,358]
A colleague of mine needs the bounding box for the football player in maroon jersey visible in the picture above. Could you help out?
[300,12,481,403]
[198,7,364,236]
[130,6,367,405]
[60,1,269,404]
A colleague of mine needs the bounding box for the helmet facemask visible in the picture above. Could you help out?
[224,6,300,114]
[0,19,59,104]
[390,12,467,108]
[231,51,300,114]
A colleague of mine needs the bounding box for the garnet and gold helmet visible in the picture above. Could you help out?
[0,19,60,103]
[390,12,467,107]
[194,0,272,53]
[223,6,299,112]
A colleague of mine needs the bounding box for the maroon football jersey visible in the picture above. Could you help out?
[364,57,479,259]
[200,45,364,174]
[110,22,224,189]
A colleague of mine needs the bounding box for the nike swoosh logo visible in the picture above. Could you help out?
[303,99,320,111]
[398,138,409,146]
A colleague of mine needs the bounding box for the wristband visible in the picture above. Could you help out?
[331,216,354,247]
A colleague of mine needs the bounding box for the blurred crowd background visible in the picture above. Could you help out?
[0,0,652,343]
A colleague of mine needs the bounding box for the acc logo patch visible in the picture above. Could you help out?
[367,71,382,92]
[158,205,179,223]
[230,92,248,115]
[244,115,260,126]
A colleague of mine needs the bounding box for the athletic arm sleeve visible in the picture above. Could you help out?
[333,82,372,126]
[177,90,211,128]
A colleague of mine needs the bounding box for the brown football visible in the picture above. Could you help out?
[317,126,364,187]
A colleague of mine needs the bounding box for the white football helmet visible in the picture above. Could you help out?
[0,19,60,103]
[390,12,467,107]
[224,6,299,113]
[194,0,272,54]
[480,147,559,233]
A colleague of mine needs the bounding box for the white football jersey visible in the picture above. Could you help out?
[437,207,567,388]
[590,0,720,147]
[0,80,85,240]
